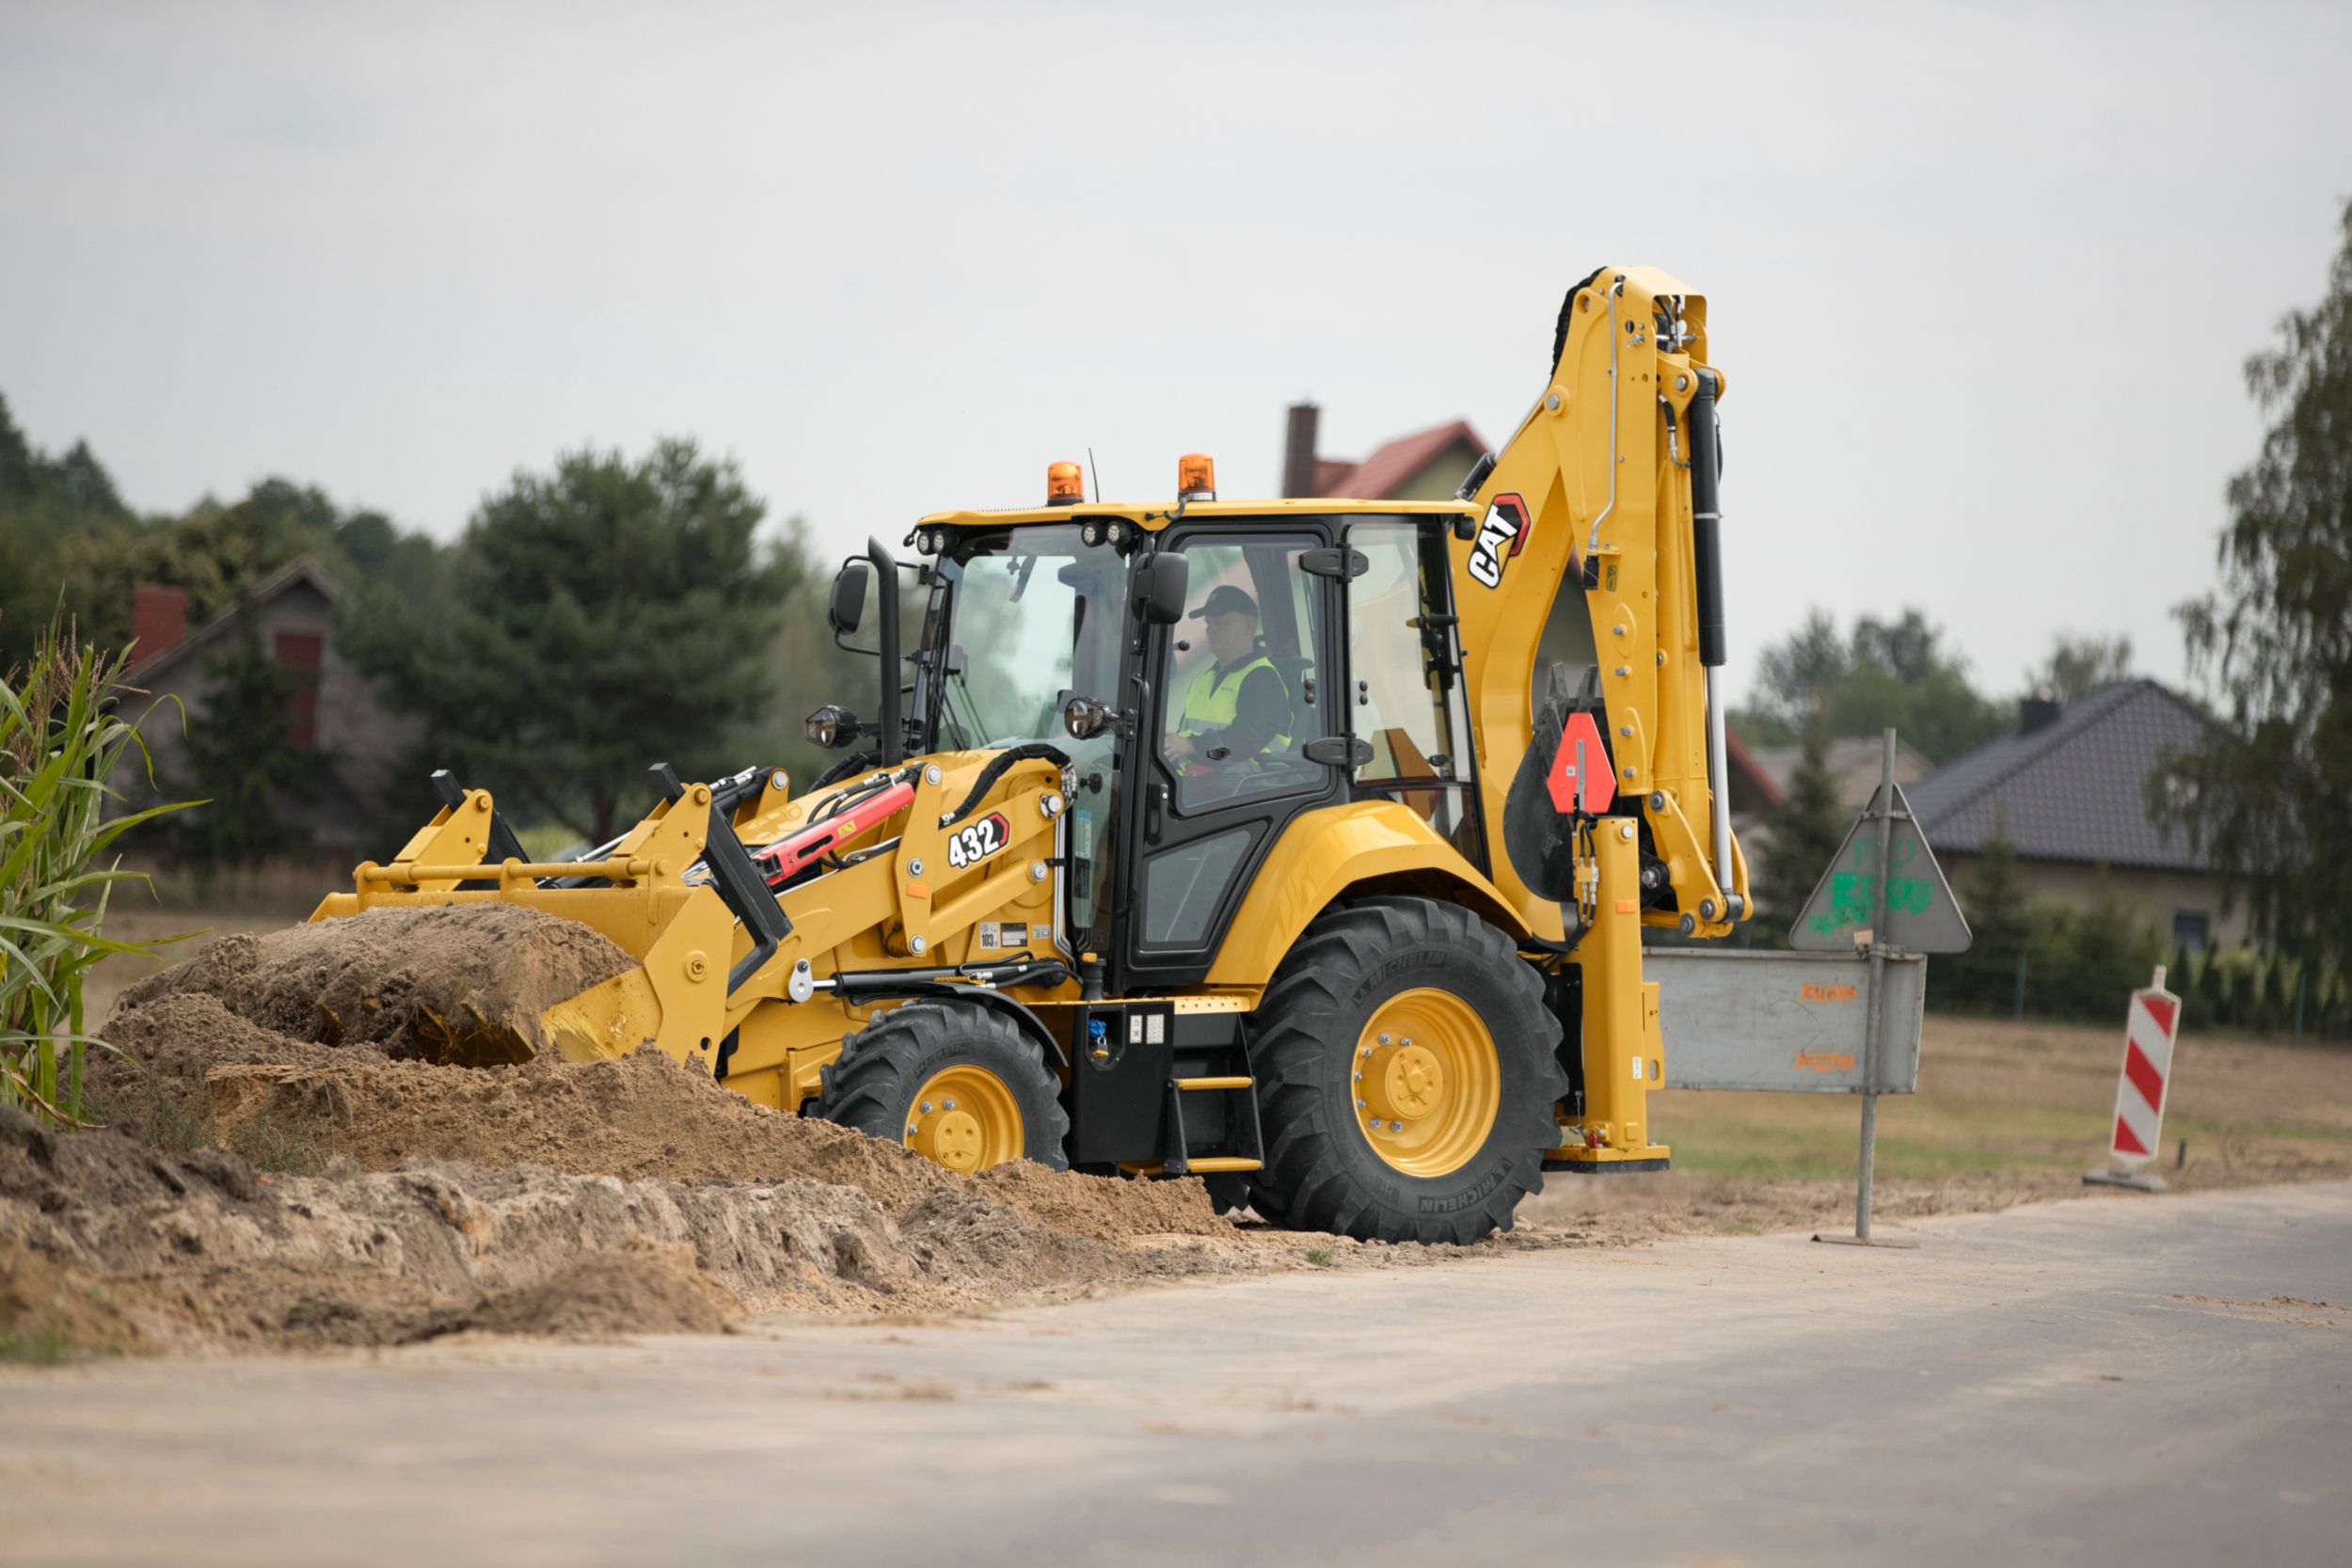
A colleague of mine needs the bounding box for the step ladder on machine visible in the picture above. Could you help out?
[1159,1038,1264,1177]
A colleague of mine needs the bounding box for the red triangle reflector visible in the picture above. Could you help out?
[1547,711,1616,814]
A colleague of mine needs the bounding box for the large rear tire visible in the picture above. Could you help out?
[1246,897,1565,1244]
[814,1001,1070,1173]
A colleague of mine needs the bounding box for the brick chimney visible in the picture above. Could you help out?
[1281,402,1320,498]
[130,583,189,665]
[2018,690,2062,736]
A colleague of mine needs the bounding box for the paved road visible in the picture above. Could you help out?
[5,1182,2348,1567]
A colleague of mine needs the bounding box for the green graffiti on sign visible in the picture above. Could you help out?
[1807,833,1934,937]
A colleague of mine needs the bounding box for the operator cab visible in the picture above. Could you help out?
[820,460,1484,992]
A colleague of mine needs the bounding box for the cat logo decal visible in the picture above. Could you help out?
[1467,493,1531,589]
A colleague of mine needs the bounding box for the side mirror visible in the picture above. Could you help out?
[804,705,863,749]
[1136,553,1190,626]
[827,562,870,636]
[1062,694,1120,741]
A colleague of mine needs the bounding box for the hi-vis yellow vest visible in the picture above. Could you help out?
[1178,656,1291,753]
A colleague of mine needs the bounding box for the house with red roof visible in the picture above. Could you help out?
[1279,404,1487,501]
[123,558,418,865]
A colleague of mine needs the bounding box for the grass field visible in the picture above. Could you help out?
[1668,1013,2352,1183]
[1524,1012,2352,1237]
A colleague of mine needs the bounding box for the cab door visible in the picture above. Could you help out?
[1118,525,1340,987]
[1341,516,1484,863]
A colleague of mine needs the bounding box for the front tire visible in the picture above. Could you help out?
[814,1001,1070,1173]
[1247,898,1565,1244]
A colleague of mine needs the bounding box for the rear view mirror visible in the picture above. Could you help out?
[1137,553,1190,626]
[828,562,870,636]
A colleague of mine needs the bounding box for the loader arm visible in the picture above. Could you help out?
[1455,264,1750,944]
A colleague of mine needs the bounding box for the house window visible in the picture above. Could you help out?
[275,630,323,750]
[2171,909,2210,953]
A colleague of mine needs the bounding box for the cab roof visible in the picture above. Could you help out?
[913,497,1478,531]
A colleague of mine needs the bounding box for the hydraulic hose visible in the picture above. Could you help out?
[940,742,1071,827]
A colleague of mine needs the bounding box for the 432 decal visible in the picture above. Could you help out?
[1467,492,1532,589]
[946,811,1010,869]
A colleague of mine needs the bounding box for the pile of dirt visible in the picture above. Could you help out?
[0,1103,1264,1354]
[89,904,1230,1238]
[186,1047,1232,1241]
[453,1237,744,1338]
[193,1050,965,1203]
[5,904,1279,1354]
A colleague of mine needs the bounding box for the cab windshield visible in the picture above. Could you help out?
[928,524,1125,751]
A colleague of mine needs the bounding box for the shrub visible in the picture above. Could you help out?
[1928,895,2166,1026]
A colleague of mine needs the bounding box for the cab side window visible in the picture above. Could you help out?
[1156,536,1325,814]
[1348,521,1474,840]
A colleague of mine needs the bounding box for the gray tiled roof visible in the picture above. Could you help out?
[1745,736,1933,813]
[1908,679,2215,872]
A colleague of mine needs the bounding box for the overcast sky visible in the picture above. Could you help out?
[3,1,2346,705]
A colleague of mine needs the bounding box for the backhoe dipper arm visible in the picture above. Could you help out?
[1454,265,1750,944]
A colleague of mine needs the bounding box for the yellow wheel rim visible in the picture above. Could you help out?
[1353,988,1500,1178]
[901,1064,1025,1174]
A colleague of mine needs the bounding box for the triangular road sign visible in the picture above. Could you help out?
[1788,782,1973,954]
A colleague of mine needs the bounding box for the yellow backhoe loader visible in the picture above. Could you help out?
[313,264,1750,1243]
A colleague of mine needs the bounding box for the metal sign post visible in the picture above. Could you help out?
[1789,729,1972,1248]
[1640,731,1965,1245]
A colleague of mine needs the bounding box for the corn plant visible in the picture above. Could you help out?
[1,620,191,1126]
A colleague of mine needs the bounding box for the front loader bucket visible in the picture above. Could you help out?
[310,780,755,1069]
[541,966,670,1063]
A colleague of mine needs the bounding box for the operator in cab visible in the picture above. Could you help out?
[1165,584,1290,773]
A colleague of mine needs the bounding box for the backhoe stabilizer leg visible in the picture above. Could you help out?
[1546,822,1670,1171]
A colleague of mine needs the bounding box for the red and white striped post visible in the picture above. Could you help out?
[2086,965,2183,1193]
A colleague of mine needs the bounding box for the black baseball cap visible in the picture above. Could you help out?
[1188,585,1260,620]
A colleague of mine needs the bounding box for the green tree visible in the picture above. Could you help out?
[1933,811,2030,1013]
[1737,607,2006,763]
[344,439,805,843]
[0,395,140,666]
[2154,197,2352,975]
[166,604,320,870]
[2027,632,2134,702]
[1757,712,1846,940]
[56,477,376,656]
[0,392,37,499]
